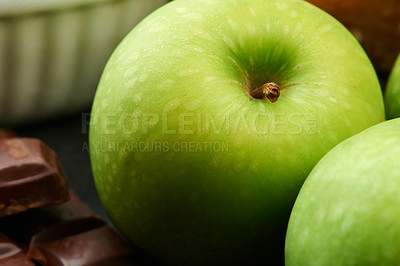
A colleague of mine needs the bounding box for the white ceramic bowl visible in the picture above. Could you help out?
[0,0,169,126]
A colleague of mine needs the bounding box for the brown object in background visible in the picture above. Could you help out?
[0,129,17,139]
[0,137,70,217]
[306,0,400,75]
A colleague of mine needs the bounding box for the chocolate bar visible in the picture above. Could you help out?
[0,193,153,266]
[0,233,35,265]
[0,131,155,265]
[0,137,70,217]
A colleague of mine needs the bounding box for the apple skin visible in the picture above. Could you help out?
[306,0,400,75]
[89,0,384,264]
[385,54,400,119]
[285,118,400,266]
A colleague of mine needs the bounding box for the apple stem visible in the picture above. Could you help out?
[250,82,280,102]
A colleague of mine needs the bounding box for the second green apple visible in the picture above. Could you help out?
[385,54,400,119]
[286,118,400,266]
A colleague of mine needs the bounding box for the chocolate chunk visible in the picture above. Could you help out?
[0,233,35,266]
[0,138,69,217]
[0,193,151,266]
[30,220,136,265]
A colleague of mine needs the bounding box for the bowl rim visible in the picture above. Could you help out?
[0,0,128,17]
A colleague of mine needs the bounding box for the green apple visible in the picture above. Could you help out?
[285,118,400,266]
[384,54,400,119]
[89,0,384,264]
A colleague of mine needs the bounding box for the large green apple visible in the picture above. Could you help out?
[385,54,400,119]
[285,118,400,266]
[89,0,384,264]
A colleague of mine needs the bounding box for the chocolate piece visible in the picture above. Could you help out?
[30,220,136,265]
[0,193,151,266]
[0,138,69,217]
[0,129,16,139]
[0,233,35,266]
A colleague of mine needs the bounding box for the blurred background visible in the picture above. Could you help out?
[1,0,399,226]
[307,0,400,81]
[1,0,170,222]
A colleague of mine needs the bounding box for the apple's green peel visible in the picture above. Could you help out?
[285,118,400,266]
[89,0,385,265]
